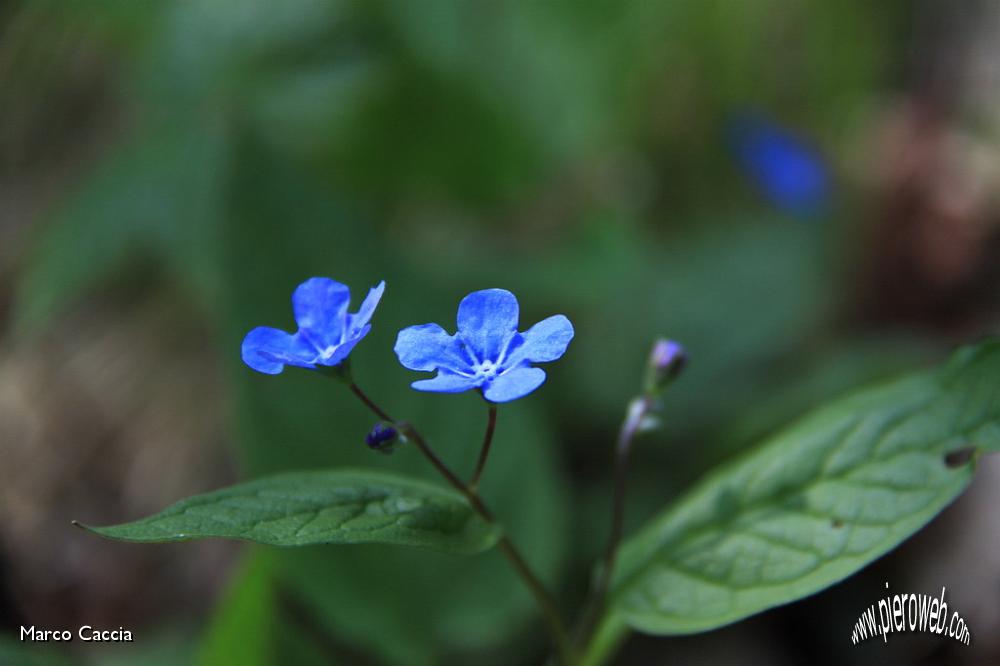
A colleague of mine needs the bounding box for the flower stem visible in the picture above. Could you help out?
[349,383,393,422]
[469,403,498,488]
[575,395,652,651]
[396,422,494,519]
[495,536,574,660]
[347,382,575,664]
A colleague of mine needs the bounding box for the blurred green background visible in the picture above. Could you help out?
[2,1,1000,664]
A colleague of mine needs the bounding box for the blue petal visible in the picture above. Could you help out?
[394,323,474,374]
[241,326,319,375]
[502,314,574,368]
[319,324,371,367]
[348,280,385,335]
[292,278,351,348]
[456,288,519,362]
[411,371,482,394]
[483,367,546,403]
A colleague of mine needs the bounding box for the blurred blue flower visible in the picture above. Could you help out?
[394,288,574,403]
[731,115,829,215]
[242,277,385,375]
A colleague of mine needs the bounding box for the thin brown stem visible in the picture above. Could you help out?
[497,536,576,663]
[575,396,651,650]
[469,403,498,488]
[349,383,393,422]
[398,423,493,520]
[403,421,572,661]
[346,382,574,664]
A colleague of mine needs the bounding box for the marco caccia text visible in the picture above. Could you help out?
[21,625,133,642]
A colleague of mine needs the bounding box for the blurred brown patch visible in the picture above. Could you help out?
[0,292,240,637]
[853,101,1000,337]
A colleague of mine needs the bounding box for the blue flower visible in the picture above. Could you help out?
[242,277,385,375]
[730,115,829,215]
[394,288,574,403]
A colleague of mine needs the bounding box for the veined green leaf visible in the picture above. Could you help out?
[78,469,500,555]
[608,340,1000,635]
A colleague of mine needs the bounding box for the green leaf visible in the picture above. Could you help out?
[607,340,1000,636]
[78,469,500,555]
[196,550,276,666]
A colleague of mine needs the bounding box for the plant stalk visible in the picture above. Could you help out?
[575,395,652,652]
[347,382,575,664]
[470,403,498,488]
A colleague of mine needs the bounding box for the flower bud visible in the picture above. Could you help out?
[646,338,687,393]
[365,423,399,454]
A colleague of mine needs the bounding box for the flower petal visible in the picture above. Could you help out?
[502,314,574,368]
[241,327,319,375]
[456,288,520,362]
[411,371,482,394]
[348,280,385,334]
[292,277,351,348]
[320,324,371,367]
[482,367,546,403]
[394,323,473,373]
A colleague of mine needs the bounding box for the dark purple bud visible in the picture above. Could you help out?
[365,423,399,454]
[646,338,687,392]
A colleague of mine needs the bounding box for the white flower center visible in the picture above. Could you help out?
[476,360,498,379]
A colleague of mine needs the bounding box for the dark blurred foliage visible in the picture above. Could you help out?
[2,1,1000,665]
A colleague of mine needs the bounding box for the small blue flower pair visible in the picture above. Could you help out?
[241,278,574,403]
